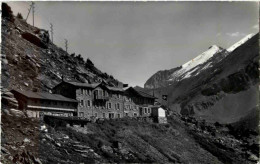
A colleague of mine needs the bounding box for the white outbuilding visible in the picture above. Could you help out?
[151,106,167,123]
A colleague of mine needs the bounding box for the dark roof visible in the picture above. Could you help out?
[135,90,157,99]
[60,81,124,92]
[12,89,78,102]
[65,81,100,88]
[127,87,157,99]
[107,86,124,92]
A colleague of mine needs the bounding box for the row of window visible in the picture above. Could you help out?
[78,88,92,96]
[78,89,125,99]
[33,100,73,107]
[78,100,139,111]
[124,104,137,110]
[79,99,92,107]
[79,112,138,118]
[143,107,151,114]
[78,100,121,110]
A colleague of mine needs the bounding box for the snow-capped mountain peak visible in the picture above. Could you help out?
[168,45,223,81]
[227,33,255,52]
[182,45,221,70]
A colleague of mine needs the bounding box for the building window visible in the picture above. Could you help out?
[117,114,120,118]
[87,100,91,107]
[109,113,114,118]
[148,108,151,113]
[108,102,112,109]
[144,108,147,113]
[79,112,84,117]
[134,113,137,117]
[80,100,84,107]
[117,103,120,110]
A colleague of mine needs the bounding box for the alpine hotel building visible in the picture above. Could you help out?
[52,81,157,119]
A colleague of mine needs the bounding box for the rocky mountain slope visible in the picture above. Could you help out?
[1,4,258,164]
[144,33,259,123]
[2,110,258,164]
[1,7,123,93]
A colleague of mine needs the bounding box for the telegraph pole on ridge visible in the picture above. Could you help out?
[26,2,35,26]
[50,23,53,43]
[26,2,33,22]
[65,39,68,52]
[32,2,35,26]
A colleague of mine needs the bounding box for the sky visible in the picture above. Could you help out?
[7,2,259,87]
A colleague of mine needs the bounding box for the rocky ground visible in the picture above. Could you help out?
[1,12,121,93]
[1,93,259,164]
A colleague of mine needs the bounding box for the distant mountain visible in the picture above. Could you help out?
[144,33,259,123]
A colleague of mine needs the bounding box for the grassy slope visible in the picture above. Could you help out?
[2,111,258,164]
[54,117,222,164]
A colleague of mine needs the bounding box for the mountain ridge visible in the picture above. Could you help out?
[1,11,124,93]
[144,33,259,123]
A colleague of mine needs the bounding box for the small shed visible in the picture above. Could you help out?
[151,106,167,124]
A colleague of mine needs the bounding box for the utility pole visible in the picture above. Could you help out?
[26,2,33,22]
[65,39,68,52]
[32,2,35,26]
[50,23,53,43]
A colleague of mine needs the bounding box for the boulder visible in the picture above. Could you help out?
[9,109,25,117]
[248,153,258,162]
[23,138,30,143]
[101,145,113,154]
[40,125,48,132]
[21,31,48,49]
[2,93,18,109]
[1,146,10,155]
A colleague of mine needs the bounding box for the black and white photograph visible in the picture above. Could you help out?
[1,1,259,164]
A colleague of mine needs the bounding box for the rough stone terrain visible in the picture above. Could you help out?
[1,12,122,93]
[1,107,259,164]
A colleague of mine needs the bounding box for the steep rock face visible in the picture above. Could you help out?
[144,33,259,123]
[144,67,181,89]
[144,45,228,89]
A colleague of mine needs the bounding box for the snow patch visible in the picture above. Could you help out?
[182,45,221,71]
[227,33,255,52]
[182,67,200,79]
[169,45,222,81]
